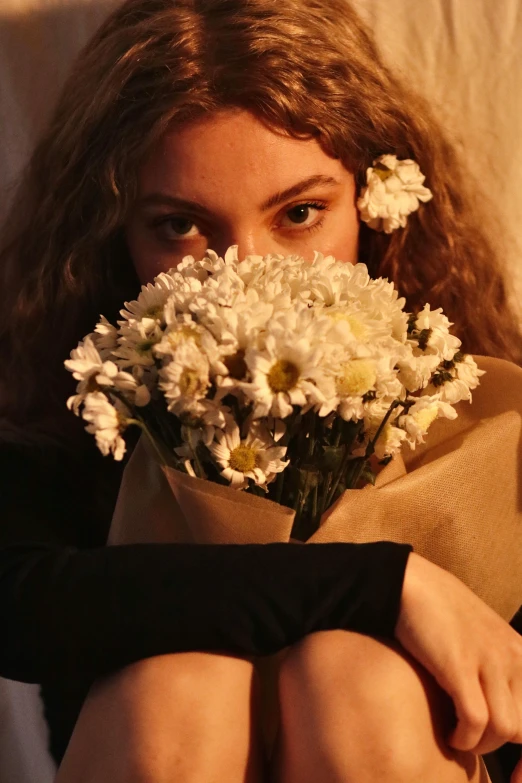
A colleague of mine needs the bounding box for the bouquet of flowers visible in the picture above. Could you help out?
[66,247,522,752]
[65,247,483,542]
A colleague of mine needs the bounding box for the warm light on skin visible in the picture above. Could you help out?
[125,109,360,284]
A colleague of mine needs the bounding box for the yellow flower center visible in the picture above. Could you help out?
[413,406,439,432]
[225,349,248,380]
[136,337,160,355]
[267,359,300,393]
[144,305,164,320]
[375,422,397,453]
[374,162,394,181]
[179,368,207,397]
[336,359,376,397]
[229,444,258,473]
[328,312,368,340]
[167,325,201,348]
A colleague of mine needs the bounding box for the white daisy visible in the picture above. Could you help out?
[357,155,433,234]
[210,423,288,490]
[330,358,377,421]
[398,397,457,448]
[178,400,230,445]
[421,353,484,405]
[114,318,164,369]
[154,314,206,357]
[408,304,462,360]
[92,315,118,358]
[81,392,127,461]
[373,422,409,460]
[246,333,326,419]
[427,376,476,405]
[319,351,402,422]
[397,350,442,392]
[162,274,205,315]
[158,341,211,415]
[454,354,485,388]
[65,336,146,414]
[119,273,176,324]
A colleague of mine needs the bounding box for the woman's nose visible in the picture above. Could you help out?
[212,228,269,259]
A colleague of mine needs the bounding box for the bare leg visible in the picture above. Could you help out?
[55,652,266,783]
[270,630,490,783]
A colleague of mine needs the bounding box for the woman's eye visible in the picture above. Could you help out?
[279,202,327,230]
[155,217,201,241]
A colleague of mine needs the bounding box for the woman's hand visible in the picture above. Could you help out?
[395,551,522,772]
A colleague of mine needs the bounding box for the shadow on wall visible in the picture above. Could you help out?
[0,0,121,216]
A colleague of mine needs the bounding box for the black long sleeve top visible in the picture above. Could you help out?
[0,434,412,763]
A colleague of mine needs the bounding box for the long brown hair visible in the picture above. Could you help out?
[1,0,520,442]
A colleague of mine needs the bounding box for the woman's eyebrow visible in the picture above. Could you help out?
[260,175,340,211]
[136,193,213,217]
[137,174,340,215]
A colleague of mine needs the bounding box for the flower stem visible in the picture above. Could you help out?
[292,469,312,540]
[311,481,319,527]
[274,470,285,504]
[184,428,206,479]
[365,399,405,458]
[307,411,316,459]
[324,448,350,508]
[320,471,333,517]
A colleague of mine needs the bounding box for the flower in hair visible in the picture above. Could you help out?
[357,154,433,233]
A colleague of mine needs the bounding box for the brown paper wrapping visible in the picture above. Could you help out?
[109,355,522,766]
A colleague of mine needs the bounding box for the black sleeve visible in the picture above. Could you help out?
[0,440,412,686]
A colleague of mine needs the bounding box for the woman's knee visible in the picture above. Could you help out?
[279,629,453,727]
[120,650,258,701]
[58,652,264,783]
[275,630,474,782]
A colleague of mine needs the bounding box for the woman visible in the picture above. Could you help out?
[1,0,522,781]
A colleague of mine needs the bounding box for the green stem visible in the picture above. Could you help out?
[333,417,342,448]
[274,470,285,505]
[185,429,206,479]
[191,446,205,479]
[324,448,351,508]
[344,455,367,490]
[307,411,316,459]
[298,472,311,517]
[311,481,319,527]
[365,399,405,459]
[292,470,311,540]
[317,470,331,519]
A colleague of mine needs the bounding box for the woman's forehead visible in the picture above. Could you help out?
[136,109,354,210]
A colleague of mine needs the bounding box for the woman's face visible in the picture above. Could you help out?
[125,109,360,284]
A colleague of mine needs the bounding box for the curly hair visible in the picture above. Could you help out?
[1,0,520,440]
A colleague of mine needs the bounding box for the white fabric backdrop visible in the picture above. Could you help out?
[1,0,521,299]
[0,1,521,780]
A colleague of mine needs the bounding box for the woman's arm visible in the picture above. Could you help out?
[0,536,411,684]
[0,434,411,685]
